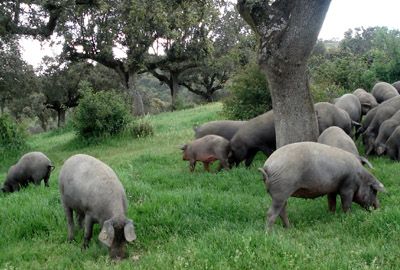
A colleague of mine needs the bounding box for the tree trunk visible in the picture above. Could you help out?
[238,0,331,148]
[128,72,145,116]
[57,109,66,128]
[171,71,179,111]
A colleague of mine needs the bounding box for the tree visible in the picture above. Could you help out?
[0,40,37,117]
[148,2,213,109]
[179,1,256,102]
[39,58,91,127]
[59,0,207,116]
[0,1,96,40]
[237,0,331,148]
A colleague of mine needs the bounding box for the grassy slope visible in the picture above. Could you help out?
[0,103,399,269]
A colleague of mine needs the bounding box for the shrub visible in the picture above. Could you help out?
[124,116,154,138]
[0,114,27,151]
[72,85,131,141]
[222,63,272,120]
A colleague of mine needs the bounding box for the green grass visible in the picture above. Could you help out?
[1,102,400,269]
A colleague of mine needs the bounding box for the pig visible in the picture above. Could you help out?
[228,110,276,167]
[314,102,356,137]
[178,134,230,172]
[194,120,247,140]
[318,126,374,169]
[58,154,136,260]
[374,110,400,155]
[258,142,387,230]
[392,81,400,94]
[379,126,400,160]
[353,88,378,116]
[371,82,399,103]
[1,151,55,193]
[362,96,400,155]
[355,105,379,139]
[333,93,362,123]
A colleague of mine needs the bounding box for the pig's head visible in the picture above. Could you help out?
[375,142,387,156]
[228,141,247,166]
[177,145,189,160]
[363,133,376,156]
[1,184,11,193]
[353,173,387,210]
[98,216,136,260]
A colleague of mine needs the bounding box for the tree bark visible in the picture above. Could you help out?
[128,72,145,116]
[57,109,66,128]
[171,71,179,110]
[237,0,331,148]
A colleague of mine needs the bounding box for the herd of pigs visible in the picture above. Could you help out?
[1,81,399,260]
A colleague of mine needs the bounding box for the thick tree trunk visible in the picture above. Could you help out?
[171,71,179,111]
[57,109,66,128]
[262,64,317,148]
[238,0,331,148]
[128,72,145,116]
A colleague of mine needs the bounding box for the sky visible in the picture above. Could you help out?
[20,0,400,68]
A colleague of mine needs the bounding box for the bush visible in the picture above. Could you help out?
[124,116,154,138]
[0,114,27,151]
[222,63,272,120]
[72,85,131,141]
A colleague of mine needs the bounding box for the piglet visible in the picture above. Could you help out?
[178,134,230,172]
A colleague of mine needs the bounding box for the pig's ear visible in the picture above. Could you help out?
[177,145,187,150]
[99,220,115,247]
[124,219,136,242]
[371,180,388,193]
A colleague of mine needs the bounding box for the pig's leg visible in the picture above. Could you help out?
[266,199,287,231]
[327,193,337,212]
[190,159,196,172]
[82,215,94,249]
[76,213,84,231]
[62,205,75,242]
[339,191,353,213]
[44,169,51,187]
[279,202,290,227]
[203,163,210,172]
[244,150,257,167]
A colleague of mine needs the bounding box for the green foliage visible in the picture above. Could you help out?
[222,63,272,120]
[123,116,154,138]
[0,113,26,151]
[72,84,131,141]
[309,27,400,97]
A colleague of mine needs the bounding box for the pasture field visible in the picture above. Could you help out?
[0,103,399,269]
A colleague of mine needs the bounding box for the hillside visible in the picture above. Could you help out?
[1,103,399,269]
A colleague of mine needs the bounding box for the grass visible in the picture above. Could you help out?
[1,102,400,269]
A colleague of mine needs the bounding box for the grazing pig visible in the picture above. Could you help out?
[371,82,399,103]
[258,142,387,230]
[314,102,355,137]
[178,135,230,172]
[333,93,362,123]
[392,81,400,94]
[228,110,276,167]
[1,152,55,193]
[194,120,247,140]
[353,88,378,116]
[58,154,136,260]
[355,105,379,139]
[379,126,400,160]
[374,110,400,155]
[318,127,374,169]
[362,96,400,155]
